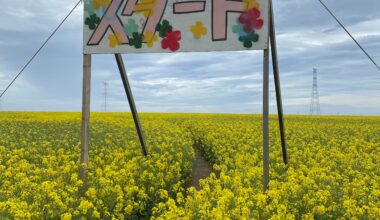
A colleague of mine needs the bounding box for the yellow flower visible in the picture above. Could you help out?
[315,205,326,215]
[190,21,207,39]
[86,187,97,198]
[243,0,260,10]
[61,213,72,220]
[159,189,168,199]
[93,210,101,219]
[108,32,122,48]
[124,205,134,215]
[2,112,380,219]
[78,200,94,215]
[144,30,158,48]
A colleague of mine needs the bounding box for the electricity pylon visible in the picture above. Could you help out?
[103,81,108,112]
[310,68,321,115]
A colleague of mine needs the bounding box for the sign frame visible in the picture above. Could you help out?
[80,0,288,192]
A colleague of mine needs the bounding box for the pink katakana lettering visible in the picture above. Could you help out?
[212,0,246,41]
[123,0,168,40]
[88,0,168,45]
[173,1,206,14]
[88,0,129,45]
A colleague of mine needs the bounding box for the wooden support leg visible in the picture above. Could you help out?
[115,54,148,156]
[79,54,91,193]
[263,48,270,191]
[269,0,289,165]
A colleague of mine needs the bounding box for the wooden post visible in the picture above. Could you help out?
[79,54,91,193]
[263,48,270,191]
[115,54,148,156]
[269,0,288,165]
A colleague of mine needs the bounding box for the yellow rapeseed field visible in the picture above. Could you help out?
[0,112,379,219]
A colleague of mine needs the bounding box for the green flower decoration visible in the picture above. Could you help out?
[84,3,94,15]
[124,19,139,37]
[85,14,101,30]
[156,20,173,38]
[239,31,259,48]
[129,32,143,49]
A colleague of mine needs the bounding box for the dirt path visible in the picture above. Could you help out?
[188,147,213,190]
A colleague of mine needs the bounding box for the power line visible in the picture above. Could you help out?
[0,0,82,99]
[318,0,380,72]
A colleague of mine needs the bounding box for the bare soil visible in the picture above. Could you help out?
[188,147,213,190]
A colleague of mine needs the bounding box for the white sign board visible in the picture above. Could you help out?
[84,0,269,54]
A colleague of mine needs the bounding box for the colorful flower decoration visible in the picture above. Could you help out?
[190,21,207,39]
[232,24,252,38]
[239,31,259,48]
[161,30,181,52]
[129,32,143,49]
[124,19,140,37]
[233,7,263,48]
[108,32,122,48]
[84,2,95,15]
[243,0,260,10]
[93,0,110,10]
[156,20,173,38]
[238,8,264,33]
[144,30,158,48]
[85,14,101,30]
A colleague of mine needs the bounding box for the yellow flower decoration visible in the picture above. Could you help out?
[190,21,207,39]
[108,32,122,48]
[243,0,260,10]
[93,0,110,10]
[135,0,156,18]
[144,30,158,48]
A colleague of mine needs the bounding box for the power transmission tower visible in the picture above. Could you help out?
[310,68,321,115]
[103,81,108,112]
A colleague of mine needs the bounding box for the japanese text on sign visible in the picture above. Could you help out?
[84,0,269,54]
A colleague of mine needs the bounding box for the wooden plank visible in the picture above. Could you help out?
[269,0,289,165]
[79,54,91,191]
[263,48,270,191]
[115,54,148,156]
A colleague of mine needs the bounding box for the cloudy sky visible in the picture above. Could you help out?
[0,0,379,115]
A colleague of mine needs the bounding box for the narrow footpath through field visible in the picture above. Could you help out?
[188,147,213,190]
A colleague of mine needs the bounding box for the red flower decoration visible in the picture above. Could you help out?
[161,30,181,52]
[238,8,264,33]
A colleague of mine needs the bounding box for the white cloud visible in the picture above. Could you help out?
[0,0,82,31]
[321,93,380,108]
[277,18,380,54]
[284,97,310,106]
